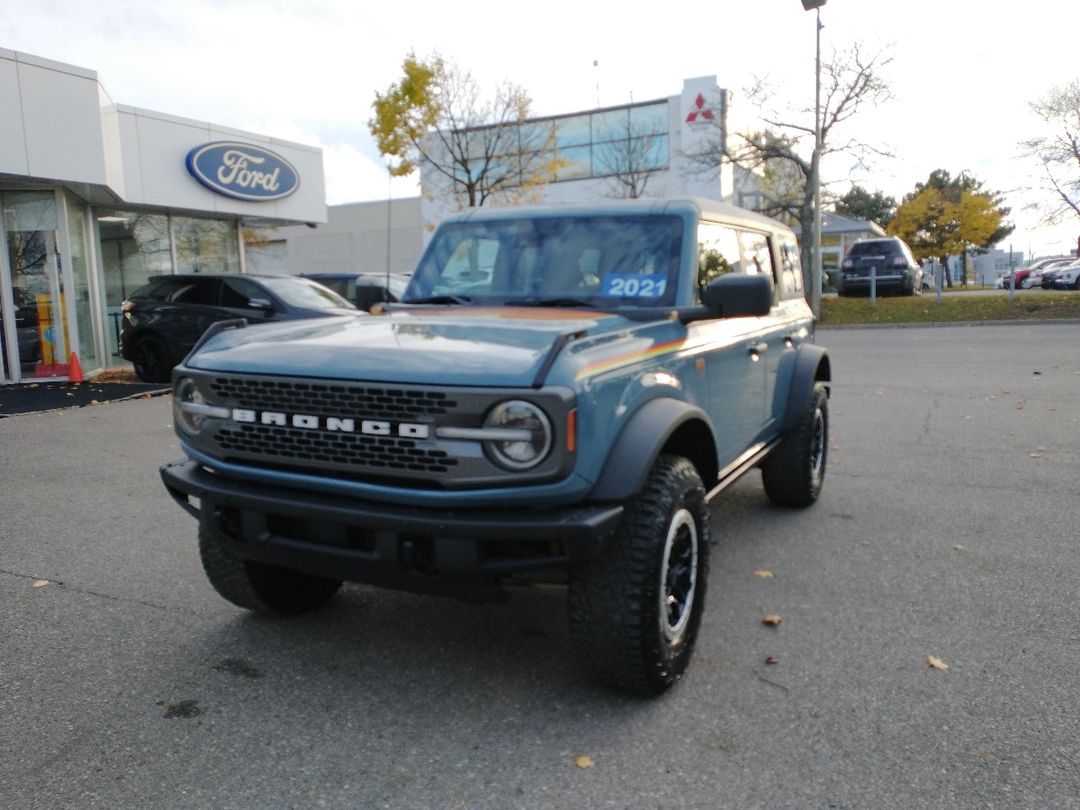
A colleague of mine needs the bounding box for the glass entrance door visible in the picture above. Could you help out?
[2,192,68,378]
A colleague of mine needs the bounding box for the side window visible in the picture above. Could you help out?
[696,222,742,302]
[778,237,803,298]
[221,277,271,309]
[168,278,219,305]
[738,230,775,280]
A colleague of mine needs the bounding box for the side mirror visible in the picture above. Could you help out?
[246,297,274,312]
[701,273,774,317]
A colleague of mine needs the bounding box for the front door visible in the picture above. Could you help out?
[2,191,69,380]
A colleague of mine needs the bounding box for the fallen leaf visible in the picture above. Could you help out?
[953,544,968,552]
[762,615,783,627]
[764,656,779,666]
[926,655,949,671]
[754,570,774,579]
[573,755,595,769]
[90,399,100,406]
[32,579,50,588]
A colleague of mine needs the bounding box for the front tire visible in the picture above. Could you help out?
[199,524,343,615]
[568,455,709,696]
[762,382,829,507]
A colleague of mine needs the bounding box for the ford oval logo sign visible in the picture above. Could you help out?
[185,142,299,201]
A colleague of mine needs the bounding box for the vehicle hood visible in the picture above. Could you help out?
[185,307,638,387]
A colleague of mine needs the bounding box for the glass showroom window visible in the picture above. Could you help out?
[173,217,240,275]
[95,209,172,360]
[65,194,98,372]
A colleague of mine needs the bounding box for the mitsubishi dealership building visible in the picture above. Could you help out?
[0,48,326,385]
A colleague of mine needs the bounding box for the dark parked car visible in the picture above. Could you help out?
[301,272,411,310]
[838,237,922,296]
[120,273,357,382]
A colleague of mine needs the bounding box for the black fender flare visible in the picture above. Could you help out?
[780,344,831,432]
[588,398,714,502]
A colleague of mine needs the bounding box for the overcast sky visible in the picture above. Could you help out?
[5,0,1077,255]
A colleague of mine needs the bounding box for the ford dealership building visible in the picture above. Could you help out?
[0,48,326,385]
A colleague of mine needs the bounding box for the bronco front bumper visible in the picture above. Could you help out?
[161,458,623,602]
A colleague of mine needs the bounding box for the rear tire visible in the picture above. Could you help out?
[199,523,343,615]
[568,455,709,696]
[762,382,829,507]
[130,334,173,383]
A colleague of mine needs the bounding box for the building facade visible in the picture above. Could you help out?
[420,76,749,233]
[0,49,326,384]
[249,197,423,279]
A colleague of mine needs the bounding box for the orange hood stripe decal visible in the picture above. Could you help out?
[575,338,687,380]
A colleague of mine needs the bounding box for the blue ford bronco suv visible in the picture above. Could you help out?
[160,197,831,696]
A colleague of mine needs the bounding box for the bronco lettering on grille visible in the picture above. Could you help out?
[230,409,430,439]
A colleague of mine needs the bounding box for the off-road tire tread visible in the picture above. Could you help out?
[568,455,709,696]
[198,524,342,615]
[762,382,828,507]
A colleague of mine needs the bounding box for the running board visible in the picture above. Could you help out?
[705,440,779,502]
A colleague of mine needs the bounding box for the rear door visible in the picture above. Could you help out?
[163,277,223,354]
[737,229,788,439]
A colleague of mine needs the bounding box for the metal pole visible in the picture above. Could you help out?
[1007,243,1015,302]
[811,6,823,319]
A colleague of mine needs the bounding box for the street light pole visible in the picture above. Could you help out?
[801,0,826,319]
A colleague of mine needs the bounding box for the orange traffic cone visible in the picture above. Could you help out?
[68,352,84,383]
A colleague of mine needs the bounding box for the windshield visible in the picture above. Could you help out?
[258,277,355,310]
[848,241,899,257]
[404,215,683,307]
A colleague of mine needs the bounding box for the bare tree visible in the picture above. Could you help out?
[597,124,665,199]
[684,44,894,286]
[371,52,559,209]
[1020,80,1080,256]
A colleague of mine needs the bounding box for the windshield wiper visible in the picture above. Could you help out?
[400,295,474,305]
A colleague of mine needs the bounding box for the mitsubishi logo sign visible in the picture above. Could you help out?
[685,94,715,123]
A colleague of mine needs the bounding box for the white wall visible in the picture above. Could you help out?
[0,49,112,187]
[114,106,326,222]
[0,48,326,225]
[255,197,423,277]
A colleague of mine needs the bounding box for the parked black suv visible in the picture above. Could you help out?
[839,236,922,296]
[120,274,356,382]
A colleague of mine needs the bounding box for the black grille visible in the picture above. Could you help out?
[215,424,455,474]
[208,377,457,420]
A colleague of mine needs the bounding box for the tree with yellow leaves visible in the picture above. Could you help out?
[369,52,559,210]
[888,170,1013,287]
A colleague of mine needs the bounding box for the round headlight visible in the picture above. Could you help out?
[483,400,552,470]
[174,376,207,436]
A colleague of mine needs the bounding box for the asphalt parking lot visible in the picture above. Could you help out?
[2,322,1078,809]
